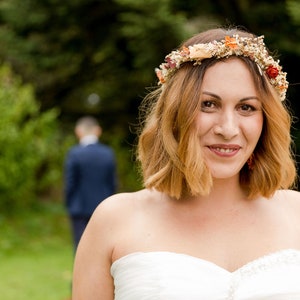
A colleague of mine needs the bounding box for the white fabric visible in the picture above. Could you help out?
[111,249,300,299]
[79,134,98,146]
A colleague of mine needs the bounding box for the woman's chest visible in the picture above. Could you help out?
[113,202,300,272]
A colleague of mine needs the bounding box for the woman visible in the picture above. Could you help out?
[72,27,300,299]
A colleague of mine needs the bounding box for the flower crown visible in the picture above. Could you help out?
[155,35,288,101]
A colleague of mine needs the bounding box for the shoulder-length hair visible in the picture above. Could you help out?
[137,27,297,199]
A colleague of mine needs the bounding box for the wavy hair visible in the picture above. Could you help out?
[137,27,297,199]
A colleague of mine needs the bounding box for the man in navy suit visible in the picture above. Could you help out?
[64,116,117,251]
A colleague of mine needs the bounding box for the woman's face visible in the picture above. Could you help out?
[196,58,264,179]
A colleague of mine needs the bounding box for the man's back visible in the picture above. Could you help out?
[65,142,117,216]
[64,115,118,250]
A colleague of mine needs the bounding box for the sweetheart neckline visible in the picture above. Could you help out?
[111,248,300,274]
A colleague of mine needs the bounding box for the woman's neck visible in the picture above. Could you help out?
[182,175,249,208]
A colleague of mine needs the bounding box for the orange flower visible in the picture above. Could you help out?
[155,68,165,83]
[180,46,190,56]
[225,36,238,49]
[278,85,288,91]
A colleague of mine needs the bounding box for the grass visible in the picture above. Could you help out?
[0,202,74,300]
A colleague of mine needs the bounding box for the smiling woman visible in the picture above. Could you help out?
[72,27,300,300]
[196,58,264,181]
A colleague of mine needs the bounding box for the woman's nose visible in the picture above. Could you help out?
[213,112,239,140]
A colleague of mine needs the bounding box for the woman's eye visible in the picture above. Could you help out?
[239,104,255,112]
[201,100,216,111]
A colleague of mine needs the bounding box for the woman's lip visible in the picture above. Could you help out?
[208,145,241,156]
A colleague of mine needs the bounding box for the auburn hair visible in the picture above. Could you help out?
[137,28,297,199]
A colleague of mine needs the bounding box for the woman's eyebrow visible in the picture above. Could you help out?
[201,91,259,102]
[201,91,221,99]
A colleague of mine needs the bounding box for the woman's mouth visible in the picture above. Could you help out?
[209,145,240,156]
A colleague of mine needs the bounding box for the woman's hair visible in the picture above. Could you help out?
[137,27,297,199]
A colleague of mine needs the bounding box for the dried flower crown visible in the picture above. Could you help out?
[155,35,288,101]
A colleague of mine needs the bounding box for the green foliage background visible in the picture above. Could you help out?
[0,64,68,212]
[0,0,299,213]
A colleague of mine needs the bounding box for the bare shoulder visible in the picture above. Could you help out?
[272,189,300,217]
[274,189,300,204]
[72,189,158,299]
[91,188,158,220]
[86,188,161,242]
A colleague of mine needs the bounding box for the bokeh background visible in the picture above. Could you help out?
[0,1,299,299]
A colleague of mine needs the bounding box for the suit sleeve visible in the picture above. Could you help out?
[64,149,79,208]
[111,150,118,193]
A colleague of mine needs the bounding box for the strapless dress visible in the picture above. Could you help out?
[111,249,300,299]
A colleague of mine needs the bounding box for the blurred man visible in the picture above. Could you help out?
[64,116,117,251]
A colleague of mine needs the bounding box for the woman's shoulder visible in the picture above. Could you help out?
[272,189,300,212]
[274,189,300,201]
[83,189,165,257]
[91,188,162,220]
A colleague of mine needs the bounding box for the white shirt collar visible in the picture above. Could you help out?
[79,134,98,146]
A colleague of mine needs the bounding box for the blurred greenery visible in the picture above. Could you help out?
[0,0,298,209]
[287,0,300,25]
[0,64,71,213]
[0,202,73,299]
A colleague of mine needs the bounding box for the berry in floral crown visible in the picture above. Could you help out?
[155,35,288,101]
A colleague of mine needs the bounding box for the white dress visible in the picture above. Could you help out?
[111,249,300,299]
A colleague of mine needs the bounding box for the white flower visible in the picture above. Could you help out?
[189,44,212,60]
[155,35,288,101]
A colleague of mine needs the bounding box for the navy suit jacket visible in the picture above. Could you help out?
[64,142,117,217]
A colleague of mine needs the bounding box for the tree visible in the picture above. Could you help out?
[0,0,186,126]
[287,0,300,25]
[0,64,66,213]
